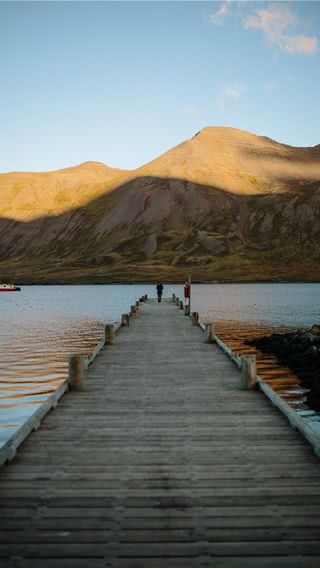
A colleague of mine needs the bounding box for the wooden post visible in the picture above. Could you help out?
[241,354,257,390]
[192,311,199,325]
[121,313,129,327]
[172,293,176,303]
[206,322,215,343]
[175,297,180,306]
[136,301,140,308]
[179,300,184,310]
[184,304,190,316]
[68,355,87,391]
[131,305,136,315]
[105,324,115,345]
[144,294,148,301]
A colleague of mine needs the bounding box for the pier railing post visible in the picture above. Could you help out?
[121,314,129,327]
[240,354,257,390]
[130,305,136,316]
[68,355,87,391]
[105,324,115,345]
[206,322,215,343]
[144,294,148,301]
[136,301,140,308]
[172,293,176,303]
[179,300,184,310]
[175,297,180,306]
[184,304,190,316]
[192,311,199,325]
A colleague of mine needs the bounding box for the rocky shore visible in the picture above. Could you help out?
[247,326,320,411]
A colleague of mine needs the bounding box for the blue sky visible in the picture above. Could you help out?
[1,1,319,172]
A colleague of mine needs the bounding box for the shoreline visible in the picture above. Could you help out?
[10,280,320,286]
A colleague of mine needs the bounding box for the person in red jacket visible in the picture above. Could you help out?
[184,280,190,300]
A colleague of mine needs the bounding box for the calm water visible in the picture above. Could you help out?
[1,283,320,449]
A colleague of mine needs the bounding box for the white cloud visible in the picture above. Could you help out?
[244,5,318,55]
[208,1,230,25]
[284,34,318,55]
[223,83,247,99]
[217,83,247,109]
[263,81,277,92]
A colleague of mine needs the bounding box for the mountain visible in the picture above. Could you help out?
[0,126,320,283]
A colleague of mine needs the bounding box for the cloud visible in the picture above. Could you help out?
[223,83,247,99]
[244,5,318,55]
[283,35,318,55]
[208,1,230,25]
[263,81,277,92]
[217,83,247,109]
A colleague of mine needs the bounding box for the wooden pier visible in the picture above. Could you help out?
[1,298,320,567]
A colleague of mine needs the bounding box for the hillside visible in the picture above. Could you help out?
[0,127,320,283]
[0,161,128,221]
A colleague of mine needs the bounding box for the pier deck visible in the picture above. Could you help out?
[1,300,320,567]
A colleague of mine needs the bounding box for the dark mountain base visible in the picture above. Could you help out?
[1,253,320,284]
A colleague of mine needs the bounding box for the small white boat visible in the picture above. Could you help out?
[0,284,21,292]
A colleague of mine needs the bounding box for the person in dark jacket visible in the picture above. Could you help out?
[156,283,164,303]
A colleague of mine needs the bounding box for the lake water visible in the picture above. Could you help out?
[1,283,320,451]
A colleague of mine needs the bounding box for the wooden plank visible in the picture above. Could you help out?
[121,516,320,530]
[114,556,320,568]
[2,479,320,492]
[2,527,320,544]
[0,561,106,569]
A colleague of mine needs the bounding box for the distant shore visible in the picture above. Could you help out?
[12,279,320,285]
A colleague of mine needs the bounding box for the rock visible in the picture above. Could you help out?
[197,231,227,256]
[247,325,320,412]
[304,345,319,358]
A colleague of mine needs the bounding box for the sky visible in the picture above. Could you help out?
[1,0,320,172]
